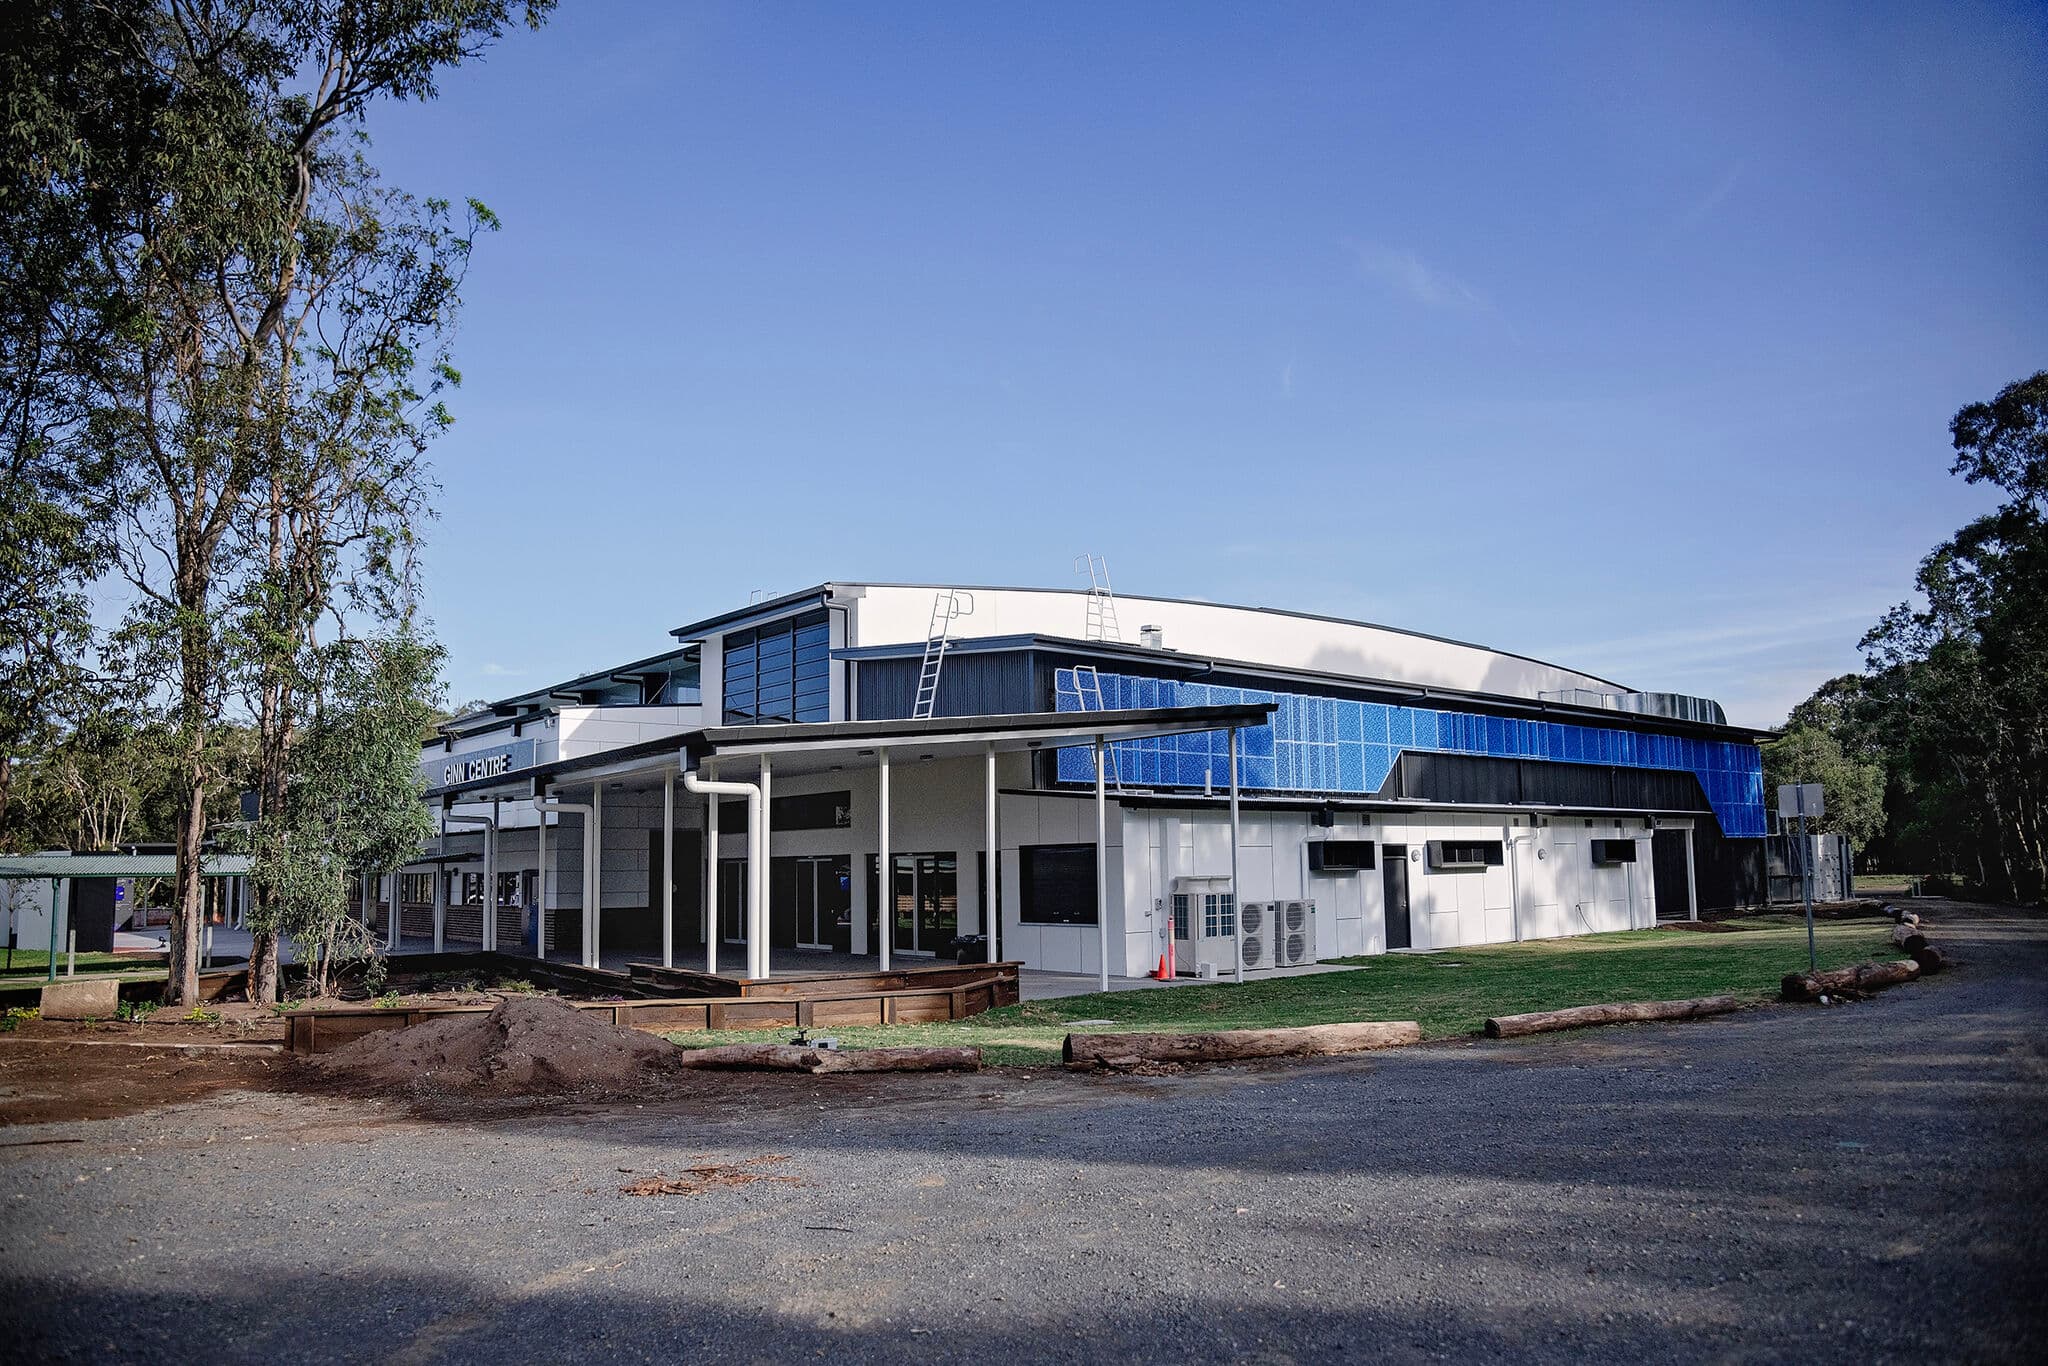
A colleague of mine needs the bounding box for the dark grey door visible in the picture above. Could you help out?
[1381,845,1411,950]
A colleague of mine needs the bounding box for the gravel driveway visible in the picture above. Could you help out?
[4,901,2043,1364]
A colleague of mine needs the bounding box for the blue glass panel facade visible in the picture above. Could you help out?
[1053,669,1766,839]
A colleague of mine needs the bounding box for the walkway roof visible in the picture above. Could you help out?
[0,853,252,879]
[424,704,1278,802]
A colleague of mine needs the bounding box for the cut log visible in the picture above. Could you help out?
[1780,958,1920,1003]
[1911,944,1946,975]
[1063,1020,1420,1068]
[810,1046,981,1074]
[673,1044,823,1071]
[671,1043,982,1073]
[1891,924,1929,954]
[1483,995,1742,1040]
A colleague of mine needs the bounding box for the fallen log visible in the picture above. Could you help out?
[1483,994,1741,1040]
[1911,944,1946,976]
[1063,1020,1420,1068]
[671,1043,982,1074]
[811,1046,980,1074]
[673,1044,823,1071]
[1891,924,1929,954]
[1780,958,1920,1003]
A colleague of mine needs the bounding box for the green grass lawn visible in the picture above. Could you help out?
[662,915,1897,1066]
[1848,872,1926,895]
[0,951,164,978]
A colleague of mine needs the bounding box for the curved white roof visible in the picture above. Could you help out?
[841,584,1627,701]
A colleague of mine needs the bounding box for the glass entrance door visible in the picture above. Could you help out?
[867,853,958,955]
[781,855,850,950]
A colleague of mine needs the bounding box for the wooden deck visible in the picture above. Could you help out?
[279,961,1022,1055]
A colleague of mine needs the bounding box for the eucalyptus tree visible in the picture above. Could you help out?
[253,627,442,996]
[36,0,552,1004]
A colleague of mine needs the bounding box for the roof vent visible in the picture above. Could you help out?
[1138,624,1164,649]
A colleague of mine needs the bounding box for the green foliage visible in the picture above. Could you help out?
[1795,371,2048,902]
[0,2,555,1000]
[1763,725,1886,848]
[247,627,443,986]
[1,1006,39,1032]
[116,999,156,1023]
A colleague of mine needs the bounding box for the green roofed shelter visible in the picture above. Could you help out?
[0,854,252,880]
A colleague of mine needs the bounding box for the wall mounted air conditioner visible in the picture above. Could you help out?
[1239,899,1275,970]
[1279,899,1317,966]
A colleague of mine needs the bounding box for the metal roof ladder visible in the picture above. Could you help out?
[1070,664,1122,788]
[1075,554,1123,643]
[912,589,974,720]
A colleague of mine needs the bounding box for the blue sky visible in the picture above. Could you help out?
[358,1,2046,726]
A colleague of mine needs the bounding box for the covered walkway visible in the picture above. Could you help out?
[416,704,1276,991]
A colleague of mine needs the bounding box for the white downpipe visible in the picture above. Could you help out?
[1506,830,1533,943]
[683,766,763,981]
[530,791,593,966]
[703,761,719,976]
[441,811,497,953]
[661,772,675,970]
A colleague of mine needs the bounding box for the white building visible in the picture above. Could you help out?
[397,582,1770,983]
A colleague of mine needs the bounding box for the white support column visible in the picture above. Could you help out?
[1684,826,1700,922]
[360,872,372,927]
[482,802,499,953]
[534,802,548,960]
[1229,726,1244,985]
[385,872,399,951]
[704,763,719,976]
[1095,735,1109,992]
[877,747,891,972]
[755,756,772,980]
[491,798,503,951]
[984,741,999,963]
[662,770,676,970]
[586,783,604,969]
[432,859,446,953]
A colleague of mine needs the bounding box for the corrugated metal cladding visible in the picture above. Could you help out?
[854,651,1045,720]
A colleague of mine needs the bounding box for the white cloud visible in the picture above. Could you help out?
[477,662,526,678]
[1350,242,1485,311]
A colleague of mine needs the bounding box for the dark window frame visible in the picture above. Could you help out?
[1018,843,1100,925]
[722,609,831,725]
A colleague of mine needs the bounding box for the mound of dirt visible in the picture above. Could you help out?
[304,995,684,1096]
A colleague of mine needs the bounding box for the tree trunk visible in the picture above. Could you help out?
[1484,995,1742,1039]
[166,777,206,1006]
[671,1044,982,1073]
[1890,924,1929,954]
[1063,1020,1421,1068]
[1911,944,1946,975]
[1780,959,1920,1002]
[810,1047,981,1074]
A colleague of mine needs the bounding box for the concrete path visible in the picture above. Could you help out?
[3,901,2042,1363]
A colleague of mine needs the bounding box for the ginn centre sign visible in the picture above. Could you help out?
[422,738,537,790]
